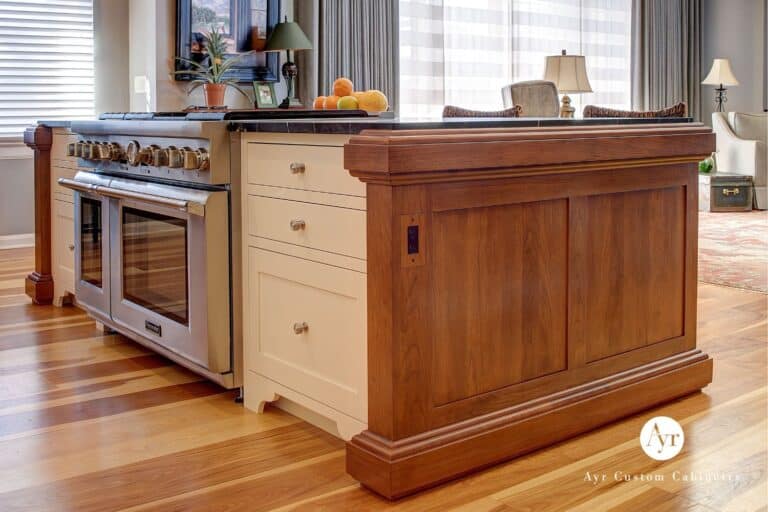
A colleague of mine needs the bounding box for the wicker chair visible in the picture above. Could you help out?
[501,80,560,117]
[442,105,522,118]
[582,102,687,118]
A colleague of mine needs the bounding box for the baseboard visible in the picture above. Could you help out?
[0,233,34,249]
[347,351,713,499]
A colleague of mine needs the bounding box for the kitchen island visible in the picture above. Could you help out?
[236,118,714,498]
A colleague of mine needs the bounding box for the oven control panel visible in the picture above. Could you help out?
[68,121,231,186]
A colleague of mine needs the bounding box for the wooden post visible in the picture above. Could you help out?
[23,125,54,305]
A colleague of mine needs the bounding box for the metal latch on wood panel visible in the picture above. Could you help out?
[401,214,425,267]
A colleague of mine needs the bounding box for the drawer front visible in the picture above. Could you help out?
[248,248,367,421]
[246,143,365,197]
[53,199,75,294]
[248,195,366,259]
[52,131,77,167]
[52,165,76,203]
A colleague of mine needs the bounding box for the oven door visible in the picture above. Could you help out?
[73,189,111,316]
[107,181,231,374]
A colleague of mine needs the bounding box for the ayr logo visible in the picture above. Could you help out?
[640,416,684,461]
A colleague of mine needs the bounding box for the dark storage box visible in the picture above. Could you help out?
[710,174,754,212]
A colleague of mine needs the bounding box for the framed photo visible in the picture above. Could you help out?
[253,82,278,108]
[175,0,281,83]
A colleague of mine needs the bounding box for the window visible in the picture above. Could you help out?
[0,0,94,140]
[399,0,632,117]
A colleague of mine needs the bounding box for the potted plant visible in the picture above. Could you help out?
[173,26,252,108]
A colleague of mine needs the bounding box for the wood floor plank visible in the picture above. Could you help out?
[0,250,763,511]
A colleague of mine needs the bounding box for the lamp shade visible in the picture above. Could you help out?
[264,17,312,52]
[702,58,739,86]
[543,50,593,94]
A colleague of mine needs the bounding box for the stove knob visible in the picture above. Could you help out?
[95,143,112,160]
[126,140,151,166]
[108,142,123,161]
[83,142,97,160]
[182,148,200,170]
[126,140,142,166]
[75,141,86,158]
[150,146,169,167]
[66,143,76,157]
[196,148,209,171]
[167,146,183,168]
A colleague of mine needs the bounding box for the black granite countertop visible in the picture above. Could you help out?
[39,115,693,133]
[228,116,693,135]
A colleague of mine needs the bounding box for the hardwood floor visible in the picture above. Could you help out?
[0,246,765,511]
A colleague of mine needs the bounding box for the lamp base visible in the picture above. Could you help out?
[560,94,575,118]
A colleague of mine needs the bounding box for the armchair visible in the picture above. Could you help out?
[711,112,768,209]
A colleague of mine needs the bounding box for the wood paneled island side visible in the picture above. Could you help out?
[343,123,715,499]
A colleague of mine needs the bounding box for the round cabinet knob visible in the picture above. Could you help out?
[67,243,75,251]
[289,219,306,231]
[150,146,168,167]
[293,322,309,334]
[166,146,183,168]
[182,148,199,170]
[290,162,305,174]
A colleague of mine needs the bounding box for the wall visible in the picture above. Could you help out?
[0,157,34,238]
[130,0,293,112]
[701,0,766,124]
[94,0,130,113]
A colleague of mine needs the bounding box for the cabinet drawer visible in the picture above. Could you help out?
[53,199,75,294]
[52,165,76,203]
[52,131,77,166]
[248,248,367,421]
[246,143,365,197]
[248,195,366,259]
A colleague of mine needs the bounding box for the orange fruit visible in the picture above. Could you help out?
[357,90,388,113]
[313,96,326,109]
[323,95,340,110]
[332,77,354,97]
[337,95,359,110]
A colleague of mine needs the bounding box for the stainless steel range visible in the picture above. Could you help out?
[59,118,242,389]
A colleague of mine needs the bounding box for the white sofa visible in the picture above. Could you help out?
[711,112,768,209]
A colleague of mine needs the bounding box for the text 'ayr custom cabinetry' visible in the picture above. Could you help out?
[241,133,368,440]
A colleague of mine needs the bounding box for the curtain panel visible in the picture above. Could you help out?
[318,0,398,109]
[631,0,702,120]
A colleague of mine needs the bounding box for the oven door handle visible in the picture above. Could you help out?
[58,178,205,216]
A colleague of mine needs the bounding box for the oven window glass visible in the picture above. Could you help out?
[81,197,103,287]
[122,207,189,325]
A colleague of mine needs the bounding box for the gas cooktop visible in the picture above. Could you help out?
[99,109,373,121]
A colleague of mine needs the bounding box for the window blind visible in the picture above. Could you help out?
[400,0,632,118]
[0,0,94,140]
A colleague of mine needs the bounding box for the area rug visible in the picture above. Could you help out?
[698,211,768,293]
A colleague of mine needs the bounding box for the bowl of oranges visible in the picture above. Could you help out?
[313,77,389,114]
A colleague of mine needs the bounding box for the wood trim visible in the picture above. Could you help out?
[347,353,713,499]
[23,125,53,305]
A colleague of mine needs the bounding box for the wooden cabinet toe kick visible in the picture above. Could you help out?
[343,123,716,499]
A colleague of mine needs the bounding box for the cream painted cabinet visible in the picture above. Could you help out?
[242,133,368,440]
[50,128,78,306]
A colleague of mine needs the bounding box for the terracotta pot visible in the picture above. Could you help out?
[203,83,226,107]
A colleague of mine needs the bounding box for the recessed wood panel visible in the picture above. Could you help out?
[573,187,685,363]
[431,199,568,405]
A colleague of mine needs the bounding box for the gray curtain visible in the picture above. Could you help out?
[631,0,702,120]
[318,0,398,110]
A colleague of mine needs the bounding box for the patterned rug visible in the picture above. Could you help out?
[698,211,768,293]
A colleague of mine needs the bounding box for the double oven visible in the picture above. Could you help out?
[60,120,240,388]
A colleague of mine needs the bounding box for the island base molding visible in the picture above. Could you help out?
[347,351,712,499]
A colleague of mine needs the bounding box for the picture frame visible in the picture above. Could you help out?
[175,0,281,83]
[253,82,278,108]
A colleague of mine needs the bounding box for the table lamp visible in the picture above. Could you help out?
[702,58,739,112]
[264,17,313,108]
[543,49,593,118]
